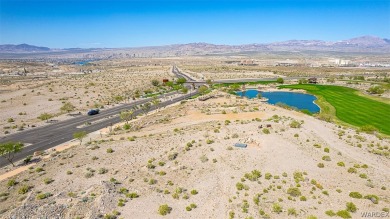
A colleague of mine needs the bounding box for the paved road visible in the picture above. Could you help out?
[172,65,197,82]
[0,90,197,168]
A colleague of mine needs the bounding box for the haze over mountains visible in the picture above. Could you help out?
[0,36,389,59]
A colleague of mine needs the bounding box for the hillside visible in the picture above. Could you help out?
[0,91,388,218]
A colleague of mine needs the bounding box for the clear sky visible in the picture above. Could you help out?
[0,0,389,48]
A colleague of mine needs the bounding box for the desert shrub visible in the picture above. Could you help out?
[236,182,244,190]
[313,143,321,148]
[287,187,301,197]
[232,133,239,138]
[98,168,108,174]
[288,208,297,216]
[346,202,357,212]
[119,188,128,194]
[206,139,214,144]
[317,163,324,168]
[347,167,357,173]
[191,190,198,195]
[43,178,53,184]
[349,192,362,199]
[367,85,384,94]
[264,173,272,180]
[244,170,262,181]
[290,120,301,128]
[126,192,139,199]
[262,128,270,134]
[322,156,331,161]
[364,194,379,204]
[200,155,209,163]
[336,210,351,218]
[324,148,330,153]
[7,179,17,187]
[293,171,304,182]
[300,196,307,201]
[147,163,156,169]
[158,204,172,215]
[18,185,30,194]
[168,152,178,160]
[337,162,345,167]
[325,210,336,216]
[229,211,235,219]
[272,203,282,213]
[106,148,114,153]
[35,167,44,172]
[359,173,367,179]
[149,179,157,185]
[36,192,52,200]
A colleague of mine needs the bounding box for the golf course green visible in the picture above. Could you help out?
[280,84,390,135]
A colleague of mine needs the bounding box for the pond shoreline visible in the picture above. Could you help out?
[236,89,321,113]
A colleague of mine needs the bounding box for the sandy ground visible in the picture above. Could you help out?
[0,91,388,219]
[0,61,175,137]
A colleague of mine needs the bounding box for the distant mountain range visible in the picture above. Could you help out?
[0,36,389,59]
[0,43,51,52]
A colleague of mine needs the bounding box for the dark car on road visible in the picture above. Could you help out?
[87,109,99,115]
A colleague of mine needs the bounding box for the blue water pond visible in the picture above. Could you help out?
[236,90,320,113]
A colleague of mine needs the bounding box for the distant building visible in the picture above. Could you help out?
[240,60,256,66]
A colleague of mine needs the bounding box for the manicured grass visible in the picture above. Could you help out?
[279,84,390,135]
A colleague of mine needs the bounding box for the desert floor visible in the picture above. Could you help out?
[0,91,388,219]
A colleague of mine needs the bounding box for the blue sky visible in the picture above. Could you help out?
[0,0,389,48]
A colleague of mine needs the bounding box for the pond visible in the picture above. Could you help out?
[236,90,320,113]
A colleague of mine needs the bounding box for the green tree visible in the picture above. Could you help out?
[120,109,134,124]
[73,131,87,145]
[276,77,284,84]
[0,142,24,166]
[151,79,160,86]
[60,102,76,113]
[37,113,54,122]
[198,85,208,95]
[177,78,187,85]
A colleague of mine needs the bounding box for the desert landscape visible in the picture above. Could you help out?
[0,88,389,218]
[1,1,390,218]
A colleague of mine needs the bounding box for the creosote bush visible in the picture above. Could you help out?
[158,204,172,216]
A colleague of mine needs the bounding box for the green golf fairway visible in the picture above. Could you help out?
[280,84,390,135]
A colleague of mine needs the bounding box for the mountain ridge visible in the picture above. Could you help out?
[1,36,389,56]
